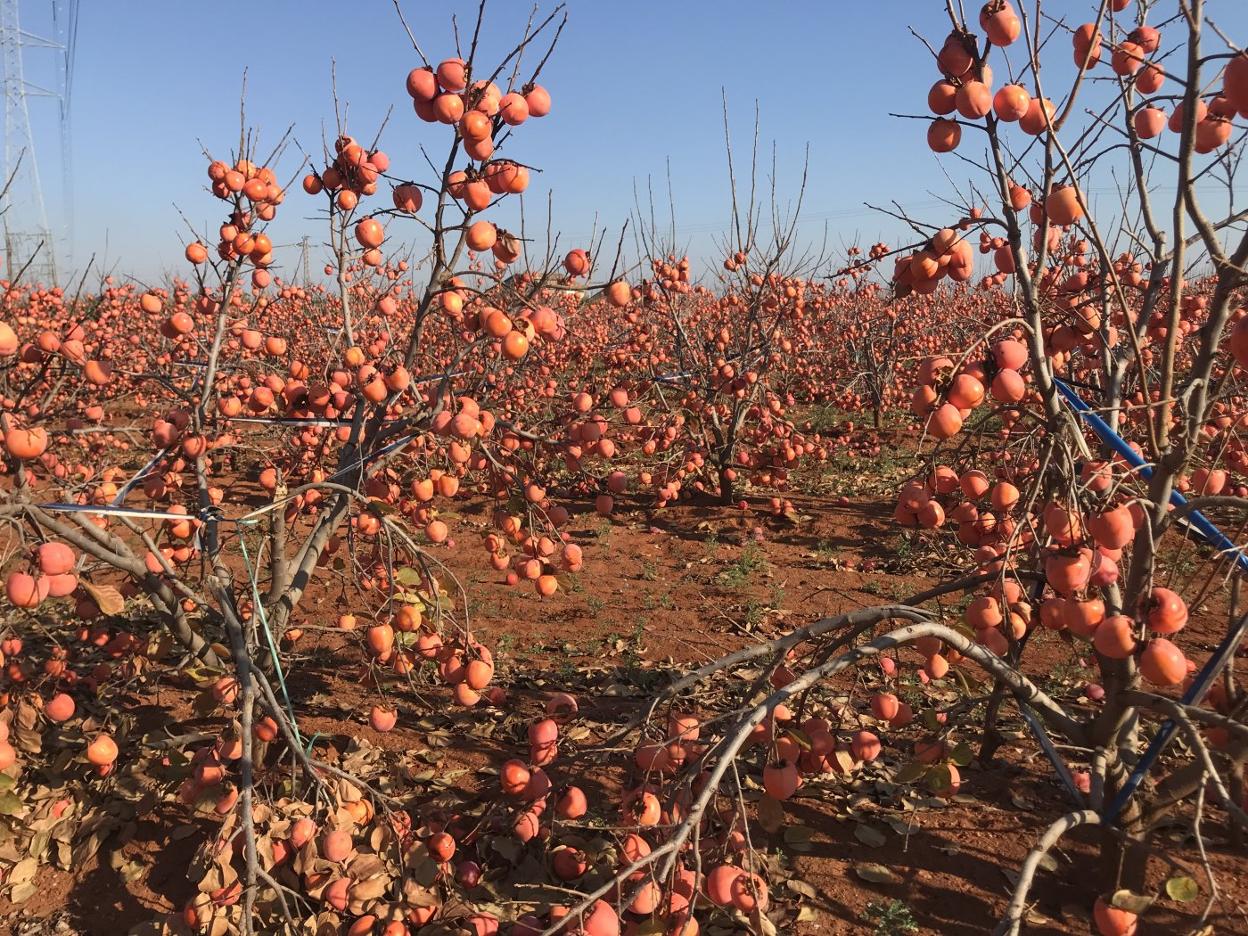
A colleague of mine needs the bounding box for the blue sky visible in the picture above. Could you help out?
[10,1,1248,286]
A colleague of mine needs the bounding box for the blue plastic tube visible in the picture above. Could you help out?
[1052,377,1247,821]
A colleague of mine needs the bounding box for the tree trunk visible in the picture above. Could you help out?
[1094,751,1151,896]
[718,462,735,507]
[1109,797,1151,895]
[1232,763,1245,849]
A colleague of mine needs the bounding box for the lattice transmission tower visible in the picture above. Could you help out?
[0,0,76,286]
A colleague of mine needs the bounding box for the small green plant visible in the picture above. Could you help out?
[892,533,914,563]
[813,538,839,563]
[744,601,766,628]
[473,598,501,619]
[702,528,720,560]
[1166,550,1198,584]
[717,542,767,586]
[639,559,659,582]
[586,594,605,615]
[642,590,675,611]
[1043,656,1095,693]
[611,621,647,668]
[862,899,918,936]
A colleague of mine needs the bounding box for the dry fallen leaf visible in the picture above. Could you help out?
[787,878,818,899]
[854,823,887,848]
[855,862,902,885]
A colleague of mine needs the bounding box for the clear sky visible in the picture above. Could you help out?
[9,0,1248,287]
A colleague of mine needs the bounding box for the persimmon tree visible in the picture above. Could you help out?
[0,4,660,933]
[823,252,992,432]
[0,2,1244,936]
[888,2,1248,928]
[623,120,832,509]
[827,253,907,430]
[531,4,1248,936]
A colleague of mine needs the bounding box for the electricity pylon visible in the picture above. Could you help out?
[0,0,75,286]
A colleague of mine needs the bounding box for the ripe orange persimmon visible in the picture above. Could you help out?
[86,734,119,766]
[927,118,961,152]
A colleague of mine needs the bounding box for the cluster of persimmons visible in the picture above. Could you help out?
[0,2,1245,933]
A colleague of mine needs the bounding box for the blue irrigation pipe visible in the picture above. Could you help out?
[1051,377,1248,823]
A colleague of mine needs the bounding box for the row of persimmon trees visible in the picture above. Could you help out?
[0,0,1246,934]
